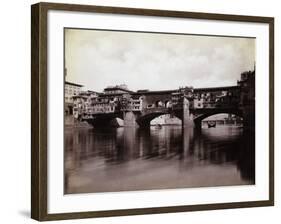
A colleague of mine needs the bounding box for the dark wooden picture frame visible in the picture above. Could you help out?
[31,2,274,221]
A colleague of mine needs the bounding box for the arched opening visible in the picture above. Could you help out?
[150,114,182,126]
[135,111,182,128]
[165,100,172,108]
[155,100,164,108]
[200,113,243,129]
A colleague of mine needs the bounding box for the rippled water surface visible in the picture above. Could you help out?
[64,125,255,194]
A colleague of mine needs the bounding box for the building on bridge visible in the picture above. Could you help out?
[194,98,204,108]
[72,90,99,119]
[73,84,142,119]
[128,94,143,111]
[193,86,240,109]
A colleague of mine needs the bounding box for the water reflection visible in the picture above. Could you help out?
[64,125,255,194]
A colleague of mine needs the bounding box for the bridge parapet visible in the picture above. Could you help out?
[141,107,170,115]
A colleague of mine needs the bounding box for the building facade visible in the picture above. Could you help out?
[65,81,83,115]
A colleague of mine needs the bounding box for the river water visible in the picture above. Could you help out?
[64,125,255,194]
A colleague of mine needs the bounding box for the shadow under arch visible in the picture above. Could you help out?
[137,111,182,127]
[193,109,243,129]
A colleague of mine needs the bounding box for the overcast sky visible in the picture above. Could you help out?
[65,29,255,92]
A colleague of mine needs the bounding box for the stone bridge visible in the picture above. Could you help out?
[121,102,243,129]
[74,71,254,129]
[78,83,252,129]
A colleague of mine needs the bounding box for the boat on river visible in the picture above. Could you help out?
[207,121,216,128]
[155,124,162,129]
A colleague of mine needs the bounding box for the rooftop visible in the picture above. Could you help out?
[133,89,177,95]
[65,81,83,87]
[194,86,239,92]
[104,86,135,93]
[80,90,101,95]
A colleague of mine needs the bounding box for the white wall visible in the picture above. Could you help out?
[0,0,279,223]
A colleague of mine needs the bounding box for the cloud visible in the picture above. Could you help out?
[65,29,255,92]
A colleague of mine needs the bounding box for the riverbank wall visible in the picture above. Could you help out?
[65,115,92,129]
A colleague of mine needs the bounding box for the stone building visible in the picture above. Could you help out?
[65,81,83,115]
[238,70,255,130]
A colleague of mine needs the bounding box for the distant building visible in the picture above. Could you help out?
[238,70,255,129]
[65,81,83,103]
[65,81,83,115]
[238,70,255,106]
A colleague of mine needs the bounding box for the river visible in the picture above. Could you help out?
[64,125,255,194]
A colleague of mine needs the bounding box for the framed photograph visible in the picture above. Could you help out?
[31,2,274,221]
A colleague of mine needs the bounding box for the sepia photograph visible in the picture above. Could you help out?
[64,28,256,194]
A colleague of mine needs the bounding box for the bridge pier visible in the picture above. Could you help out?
[194,120,202,131]
[182,97,194,128]
[85,117,116,127]
[181,127,194,158]
[123,111,139,127]
[138,121,151,129]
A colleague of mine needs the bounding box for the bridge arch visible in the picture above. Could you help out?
[193,109,243,128]
[136,111,181,127]
[155,100,165,108]
[165,100,172,108]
